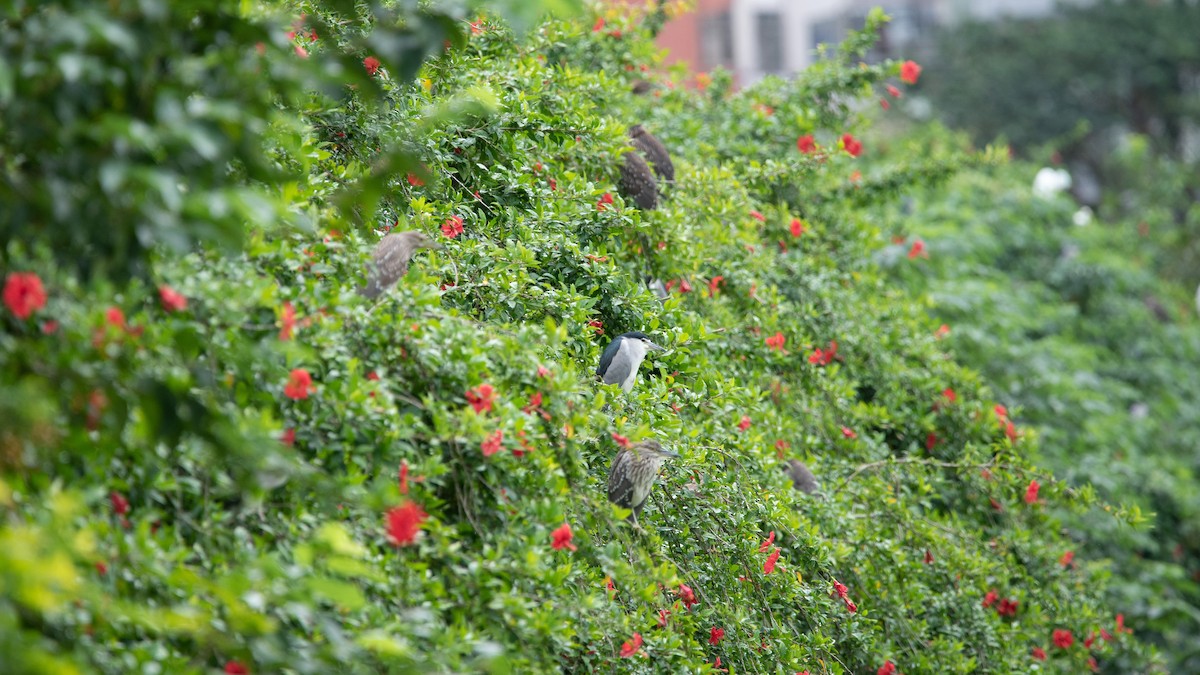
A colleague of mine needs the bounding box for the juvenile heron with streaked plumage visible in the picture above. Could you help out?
[358,230,444,300]
[784,459,820,495]
[607,439,680,524]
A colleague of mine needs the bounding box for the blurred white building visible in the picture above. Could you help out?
[645,0,1067,86]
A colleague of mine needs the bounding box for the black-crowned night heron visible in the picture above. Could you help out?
[607,439,680,523]
[358,231,444,299]
[629,125,674,184]
[597,331,666,393]
[618,151,658,211]
[784,459,820,495]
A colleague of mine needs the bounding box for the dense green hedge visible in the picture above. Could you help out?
[0,2,1164,673]
[875,123,1200,671]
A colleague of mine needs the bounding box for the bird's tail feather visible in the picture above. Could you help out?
[358,279,381,300]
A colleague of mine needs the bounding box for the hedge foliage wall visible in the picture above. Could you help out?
[0,1,1168,673]
[874,124,1200,673]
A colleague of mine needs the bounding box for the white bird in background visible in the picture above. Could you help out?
[1033,167,1072,199]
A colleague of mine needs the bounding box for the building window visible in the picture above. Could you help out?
[700,12,733,69]
[811,18,841,61]
[756,12,784,73]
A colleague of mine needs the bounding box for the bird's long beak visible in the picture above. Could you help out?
[663,449,681,459]
[429,241,446,251]
[647,341,667,352]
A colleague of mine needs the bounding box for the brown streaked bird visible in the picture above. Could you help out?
[618,151,658,211]
[607,439,680,524]
[631,79,654,95]
[358,230,444,300]
[629,125,674,184]
[1143,294,1170,323]
[784,459,820,495]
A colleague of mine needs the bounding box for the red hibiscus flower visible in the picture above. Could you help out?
[386,500,427,546]
[900,60,922,84]
[158,286,187,312]
[765,332,786,351]
[842,134,863,157]
[1116,613,1131,634]
[908,240,928,259]
[709,627,725,645]
[796,135,816,153]
[1031,647,1047,661]
[550,522,577,551]
[363,56,381,76]
[481,429,503,456]
[441,215,464,238]
[611,432,631,448]
[809,340,839,366]
[678,583,697,609]
[759,531,775,552]
[279,301,296,341]
[738,416,751,432]
[790,219,805,237]
[597,193,614,211]
[763,547,780,574]
[110,491,130,516]
[1052,628,1074,649]
[465,383,496,414]
[619,632,643,657]
[105,306,126,330]
[1025,479,1040,505]
[284,368,313,400]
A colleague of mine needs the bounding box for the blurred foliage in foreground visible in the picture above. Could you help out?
[0,0,1167,673]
